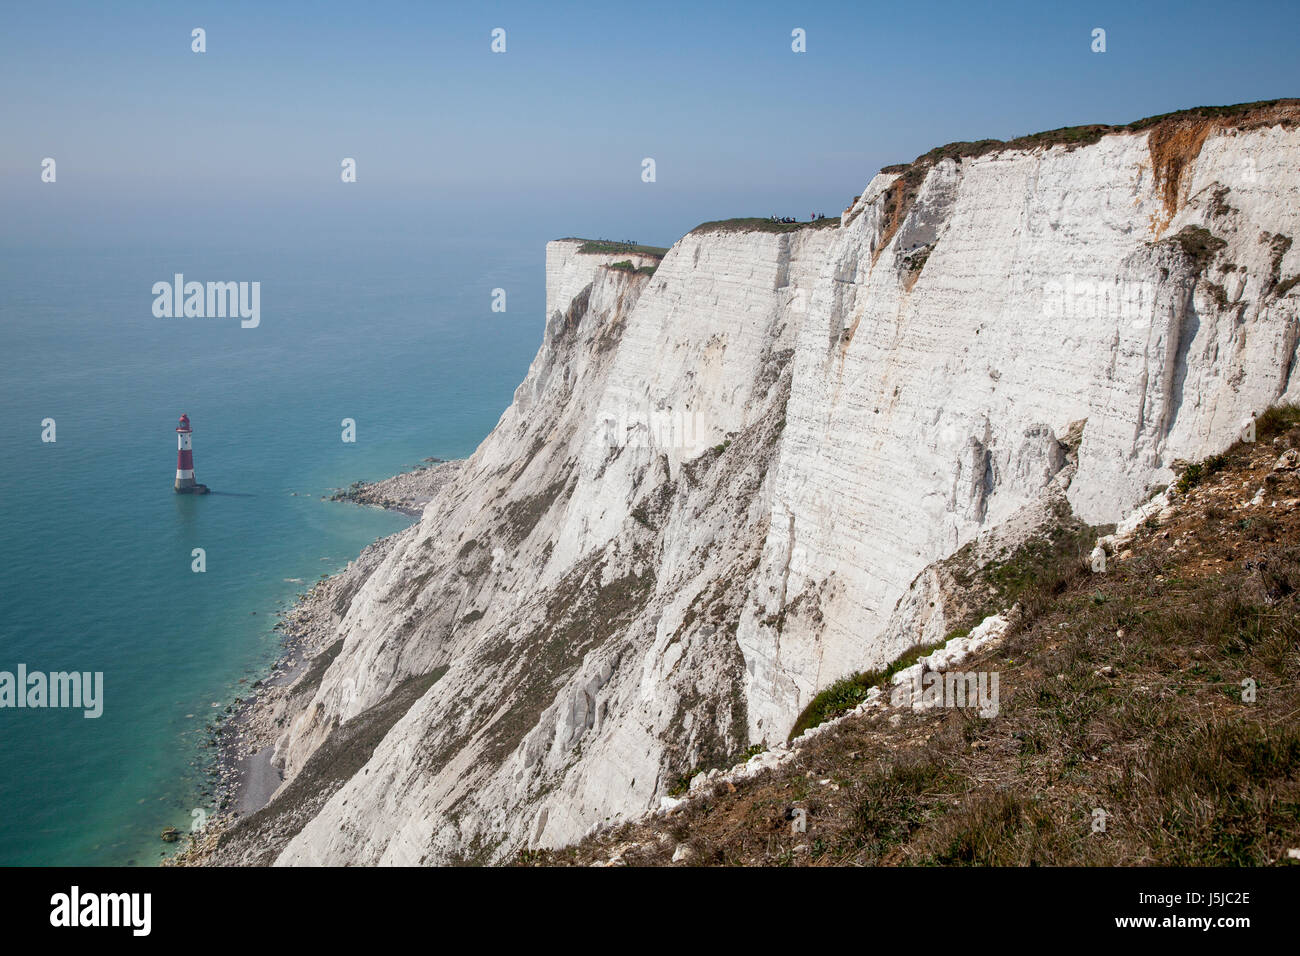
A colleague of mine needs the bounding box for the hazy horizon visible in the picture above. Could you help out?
[4,0,1300,250]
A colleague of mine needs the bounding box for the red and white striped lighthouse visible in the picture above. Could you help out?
[173,414,209,494]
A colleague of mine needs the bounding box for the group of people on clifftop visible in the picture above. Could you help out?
[769,213,829,223]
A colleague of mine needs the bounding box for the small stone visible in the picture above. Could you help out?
[671,844,693,863]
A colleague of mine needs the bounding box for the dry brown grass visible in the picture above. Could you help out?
[524,415,1300,867]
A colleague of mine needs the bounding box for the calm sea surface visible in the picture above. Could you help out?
[0,226,543,864]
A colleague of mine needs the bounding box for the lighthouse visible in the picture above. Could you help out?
[174,414,210,494]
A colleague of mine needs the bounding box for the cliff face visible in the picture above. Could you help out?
[220,106,1300,865]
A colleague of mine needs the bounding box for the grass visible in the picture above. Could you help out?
[847,756,951,863]
[571,239,669,258]
[668,743,766,796]
[981,525,1098,625]
[606,259,657,276]
[1176,453,1229,493]
[941,504,1103,638]
[1122,99,1300,131]
[1257,403,1300,439]
[688,217,840,236]
[787,640,944,741]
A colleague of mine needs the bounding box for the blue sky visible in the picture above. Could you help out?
[2,0,1299,247]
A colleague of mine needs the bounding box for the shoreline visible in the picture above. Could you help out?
[328,457,453,516]
[173,458,462,864]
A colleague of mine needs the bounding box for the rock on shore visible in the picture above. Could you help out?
[329,459,462,515]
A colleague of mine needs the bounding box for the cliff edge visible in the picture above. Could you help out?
[203,101,1300,865]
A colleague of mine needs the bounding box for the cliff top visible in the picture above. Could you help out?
[562,238,670,258]
[687,216,841,237]
[880,98,1300,175]
[860,98,1300,250]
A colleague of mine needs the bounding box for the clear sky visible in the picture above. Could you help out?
[3,0,1299,248]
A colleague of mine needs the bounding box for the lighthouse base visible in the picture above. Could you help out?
[174,483,210,495]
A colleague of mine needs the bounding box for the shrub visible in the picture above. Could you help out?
[1169,225,1227,271]
[1256,402,1300,439]
[788,640,943,740]
[1176,453,1228,493]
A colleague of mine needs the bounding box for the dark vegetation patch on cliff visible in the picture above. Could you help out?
[688,217,841,236]
[628,474,677,532]
[1164,225,1228,273]
[656,375,794,794]
[901,242,935,289]
[1208,185,1238,219]
[605,259,658,276]
[498,473,574,546]
[787,640,945,742]
[556,284,591,338]
[475,557,657,769]
[570,239,669,258]
[1275,275,1300,299]
[658,551,765,795]
[524,412,1300,866]
[295,638,345,702]
[1263,232,1297,297]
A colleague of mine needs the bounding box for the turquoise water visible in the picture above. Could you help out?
[0,224,544,865]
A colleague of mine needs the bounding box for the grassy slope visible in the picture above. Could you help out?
[526,408,1300,866]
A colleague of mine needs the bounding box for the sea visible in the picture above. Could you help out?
[0,208,545,865]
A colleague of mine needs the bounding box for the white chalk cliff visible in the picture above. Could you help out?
[218,103,1300,865]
